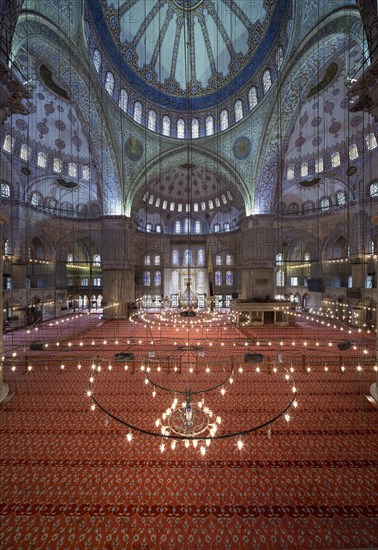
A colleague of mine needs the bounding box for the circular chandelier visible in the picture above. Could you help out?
[87,308,298,455]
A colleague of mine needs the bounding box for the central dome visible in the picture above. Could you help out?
[90,0,288,111]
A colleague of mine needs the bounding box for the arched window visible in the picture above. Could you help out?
[208,199,214,210]
[223,222,230,232]
[215,254,221,266]
[170,201,175,211]
[1,183,10,198]
[315,157,323,173]
[215,271,222,286]
[3,135,14,152]
[175,220,181,234]
[215,197,220,207]
[92,254,101,266]
[303,200,315,213]
[276,270,285,286]
[349,143,358,160]
[304,252,310,263]
[154,271,161,286]
[146,222,152,232]
[276,253,283,266]
[366,132,377,150]
[201,201,206,211]
[162,115,170,136]
[144,255,151,266]
[148,110,156,131]
[262,69,272,93]
[205,115,214,136]
[155,197,160,207]
[198,249,205,265]
[320,197,330,210]
[172,250,179,266]
[214,223,220,233]
[162,200,168,209]
[155,224,162,233]
[220,109,229,131]
[177,203,183,212]
[154,255,160,266]
[37,152,47,168]
[184,218,190,234]
[287,165,295,180]
[336,191,346,205]
[148,194,155,205]
[226,254,232,266]
[119,89,128,112]
[370,182,378,196]
[192,118,199,138]
[31,192,41,206]
[67,253,73,263]
[221,194,227,204]
[53,158,62,173]
[82,165,90,180]
[193,203,199,212]
[226,270,233,286]
[301,162,308,177]
[248,86,258,109]
[194,220,201,234]
[93,49,101,72]
[144,271,151,286]
[276,47,284,70]
[184,249,192,265]
[4,239,11,255]
[234,99,243,122]
[20,144,30,161]
[133,102,142,124]
[177,118,185,138]
[68,162,77,178]
[105,72,114,95]
[331,151,341,167]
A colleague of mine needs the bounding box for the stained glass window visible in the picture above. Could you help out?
[1,183,10,197]
[216,255,221,266]
[263,69,272,93]
[198,249,205,265]
[148,110,156,131]
[214,223,220,233]
[144,271,151,286]
[331,151,340,167]
[82,165,90,180]
[119,89,128,112]
[184,218,190,234]
[146,223,152,232]
[226,270,233,286]
[197,270,205,291]
[3,135,13,152]
[162,115,170,136]
[304,252,310,262]
[320,197,330,210]
[68,162,77,177]
[4,239,11,255]
[221,194,227,204]
[336,191,346,205]
[287,165,295,179]
[276,270,284,286]
[31,192,41,206]
[172,270,179,292]
[38,152,47,168]
[92,254,101,266]
[175,220,181,234]
[248,86,258,109]
[223,222,230,232]
[155,224,161,233]
[133,102,142,124]
[184,249,192,265]
[370,183,378,196]
[276,253,283,265]
[144,255,151,266]
[220,109,229,130]
[226,254,232,266]
[301,162,308,177]
[234,99,243,122]
[93,49,101,72]
[53,158,62,173]
[315,157,323,173]
[177,118,185,138]
[20,144,30,160]
[192,118,199,138]
[105,72,114,95]
[366,132,377,150]
[154,271,161,286]
[215,197,220,207]
[348,143,358,160]
[276,47,284,70]
[194,220,201,234]
[172,250,179,265]
[67,253,73,263]
[206,115,214,136]
[215,271,222,286]
[154,255,160,266]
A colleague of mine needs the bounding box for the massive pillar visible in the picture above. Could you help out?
[101,217,136,318]
[0,213,9,403]
[240,215,278,299]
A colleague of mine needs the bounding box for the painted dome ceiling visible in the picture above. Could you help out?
[88,0,289,111]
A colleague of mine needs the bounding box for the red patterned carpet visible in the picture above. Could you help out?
[0,310,377,549]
